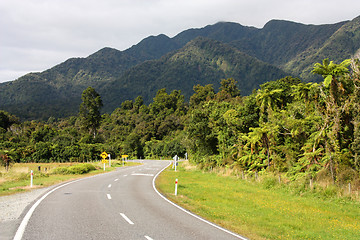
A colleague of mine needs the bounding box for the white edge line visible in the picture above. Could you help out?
[13,178,84,240]
[13,166,141,240]
[144,235,153,240]
[107,194,112,199]
[152,161,248,240]
[120,213,134,225]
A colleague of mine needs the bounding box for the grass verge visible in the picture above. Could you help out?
[156,161,360,240]
[0,161,139,196]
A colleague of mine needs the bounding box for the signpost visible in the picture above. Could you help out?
[100,151,108,171]
[121,155,128,166]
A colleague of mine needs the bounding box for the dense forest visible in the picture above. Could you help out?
[1,58,360,187]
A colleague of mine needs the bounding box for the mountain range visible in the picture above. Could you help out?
[1,15,360,120]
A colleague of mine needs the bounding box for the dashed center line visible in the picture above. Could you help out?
[120,213,134,225]
[144,235,154,240]
[107,194,112,200]
[114,178,119,182]
[108,184,112,188]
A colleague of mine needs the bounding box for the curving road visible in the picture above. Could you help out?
[13,160,247,240]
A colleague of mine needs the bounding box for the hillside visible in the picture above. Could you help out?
[0,16,359,120]
[101,37,287,112]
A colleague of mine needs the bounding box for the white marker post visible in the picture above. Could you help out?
[108,154,111,167]
[103,162,106,171]
[175,179,178,196]
[30,170,33,188]
[173,155,178,172]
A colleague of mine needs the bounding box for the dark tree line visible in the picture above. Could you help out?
[1,59,360,187]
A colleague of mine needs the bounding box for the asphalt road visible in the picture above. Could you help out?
[14,160,247,240]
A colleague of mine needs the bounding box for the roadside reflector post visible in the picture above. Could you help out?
[175,179,178,196]
[30,170,33,188]
[173,155,178,172]
[108,154,111,167]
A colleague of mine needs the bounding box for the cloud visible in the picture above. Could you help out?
[0,0,359,83]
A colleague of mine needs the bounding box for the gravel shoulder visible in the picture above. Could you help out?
[0,187,52,240]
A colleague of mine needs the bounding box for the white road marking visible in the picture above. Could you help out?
[120,213,134,225]
[124,174,128,177]
[13,178,86,240]
[108,184,112,188]
[131,173,154,176]
[107,194,112,199]
[114,178,119,181]
[152,161,248,240]
[144,235,154,240]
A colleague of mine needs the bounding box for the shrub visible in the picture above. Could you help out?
[52,163,96,175]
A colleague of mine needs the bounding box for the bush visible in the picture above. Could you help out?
[52,163,96,175]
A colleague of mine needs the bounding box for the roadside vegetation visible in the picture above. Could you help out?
[156,161,360,240]
[1,58,360,238]
[0,161,137,196]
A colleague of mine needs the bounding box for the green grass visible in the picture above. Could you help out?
[0,161,139,196]
[156,162,360,240]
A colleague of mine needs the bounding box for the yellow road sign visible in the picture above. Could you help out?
[100,151,108,159]
[101,159,109,164]
[122,155,129,158]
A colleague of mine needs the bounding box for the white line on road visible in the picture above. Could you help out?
[13,178,85,240]
[152,161,248,240]
[114,178,119,181]
[144,235,154,240]
[108,184,112,188]
[120,213,134,225]
[107,194,112,200]
[131,173,154,176]
[124,174,128,177]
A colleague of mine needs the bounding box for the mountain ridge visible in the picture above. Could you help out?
[1,16,359,120]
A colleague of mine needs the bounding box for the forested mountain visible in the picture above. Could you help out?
[100,38,287,112]
[1,16,359,120]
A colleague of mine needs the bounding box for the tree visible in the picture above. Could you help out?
[0,151,12,171]
[189,84,215,107]
[215,78,241,101]
[0,110,18,130]
[79,87,103,138]
[220,78,240,98]
[312,58,351,182]
[256,88,283,122]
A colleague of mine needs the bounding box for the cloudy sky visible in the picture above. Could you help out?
[1,0,359,83]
